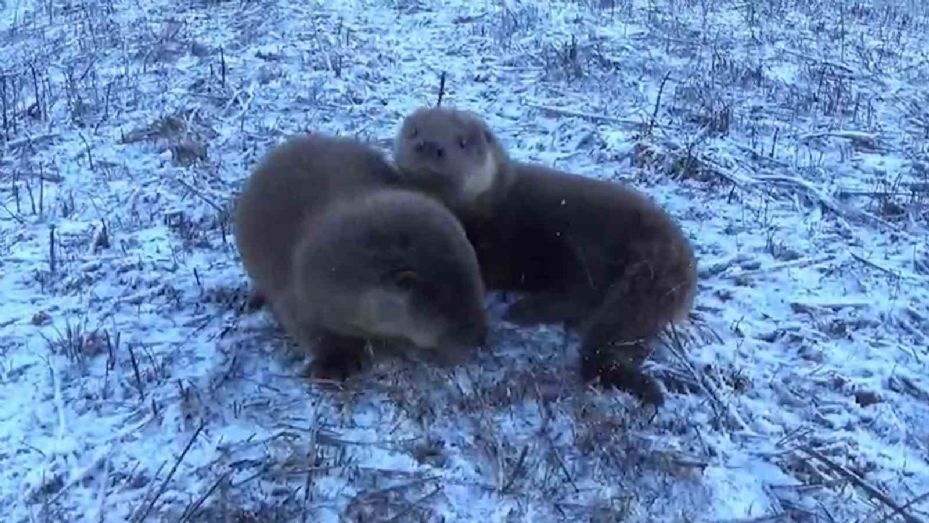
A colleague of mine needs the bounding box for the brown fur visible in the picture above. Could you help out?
[234,133,488,379]
[392,107,698,406]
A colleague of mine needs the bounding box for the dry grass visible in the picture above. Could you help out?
[1,0,928,521]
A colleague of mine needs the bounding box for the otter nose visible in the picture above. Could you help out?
[441,312,487,349]
[414,140,445,159]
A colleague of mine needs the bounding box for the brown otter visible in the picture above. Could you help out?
[234,133,488,379]
[392,107,698,406]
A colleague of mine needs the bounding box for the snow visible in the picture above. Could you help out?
[1,0,928,520]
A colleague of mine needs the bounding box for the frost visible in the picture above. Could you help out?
[2,0,928,521]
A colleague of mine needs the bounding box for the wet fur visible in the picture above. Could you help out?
[393,107,698,406]
[234,133,488,380]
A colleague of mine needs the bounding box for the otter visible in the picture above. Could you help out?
[392,107,698,406]
[234,133,489,380]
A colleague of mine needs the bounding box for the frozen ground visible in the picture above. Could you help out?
[1,0,928,521]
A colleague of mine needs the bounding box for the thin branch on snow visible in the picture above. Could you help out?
[134,420,206,523]
[528,103,648,127]
[848,250,929,283]
[720,254,836,280]
[800,446,925,523]
[436,71,446,107]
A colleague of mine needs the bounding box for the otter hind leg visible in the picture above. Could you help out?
[578,321,666,407]
[579,342,665,406]
[574,250,695,405]
[575,281,677,406]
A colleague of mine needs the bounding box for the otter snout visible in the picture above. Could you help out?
[414,140,445,159]
[430,314,486,367]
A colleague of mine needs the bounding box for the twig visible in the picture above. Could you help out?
[38,169,44,217]
[176,470,231,523]
[78,132,95,171]
[220,47,226,86]
[127,344,145,400]
[799,446,925,523]
[384,485,443,523]
[0,199,26,224]
[876,490,929,523]
[48,225,57,274]
[436,71,446,106]
[750,172,896,229]
[642,141,751,187]
[48,360,66,441]
[723,254,836,280]
[94,455,111,523]
[46,446,111,507]
[789,298,870,311]
[5,131,59,150]
[500,444,529,493]
[135,420,206,522]
[712,513,790,522]
[170,176,224,214]
[837,190,926,198]
[659,142,900,230]
[351,476,439,504]
[780,49,857,74]
[752,173,847,216]
[698,252,753,278]
[667,325,754,434]
[528,103,647,127]
[647,70,672,136]
[799,130,877,145]
[848,250,929,282]
[227,86,256,123]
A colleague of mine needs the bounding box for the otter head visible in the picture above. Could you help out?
[295,189,488,363]
[393,106,508,214]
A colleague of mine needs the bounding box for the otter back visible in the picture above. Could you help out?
[234,134,399,301]
[233,133,487,380]
[393,106,698,406]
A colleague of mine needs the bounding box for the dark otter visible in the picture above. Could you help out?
[392,107,698,406]
[234,133,488,379]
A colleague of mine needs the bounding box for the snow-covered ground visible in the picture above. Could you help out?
[2,0,928,520]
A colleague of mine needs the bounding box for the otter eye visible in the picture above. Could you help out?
[408,127,419,139]
[391,269,421,291]
[458,137,468,149]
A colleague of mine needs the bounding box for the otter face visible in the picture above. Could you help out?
[360,263,487,358]
[393,107,499,209]
[300,191,489,363]
[369,220,489,357]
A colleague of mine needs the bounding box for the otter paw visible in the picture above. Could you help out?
[616,371,665,407]
[244,292,267,312]
[580,354,666,407]
[309,352,366,382]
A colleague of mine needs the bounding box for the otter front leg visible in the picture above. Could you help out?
[309,333,370,381]
[270,298,370,380]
